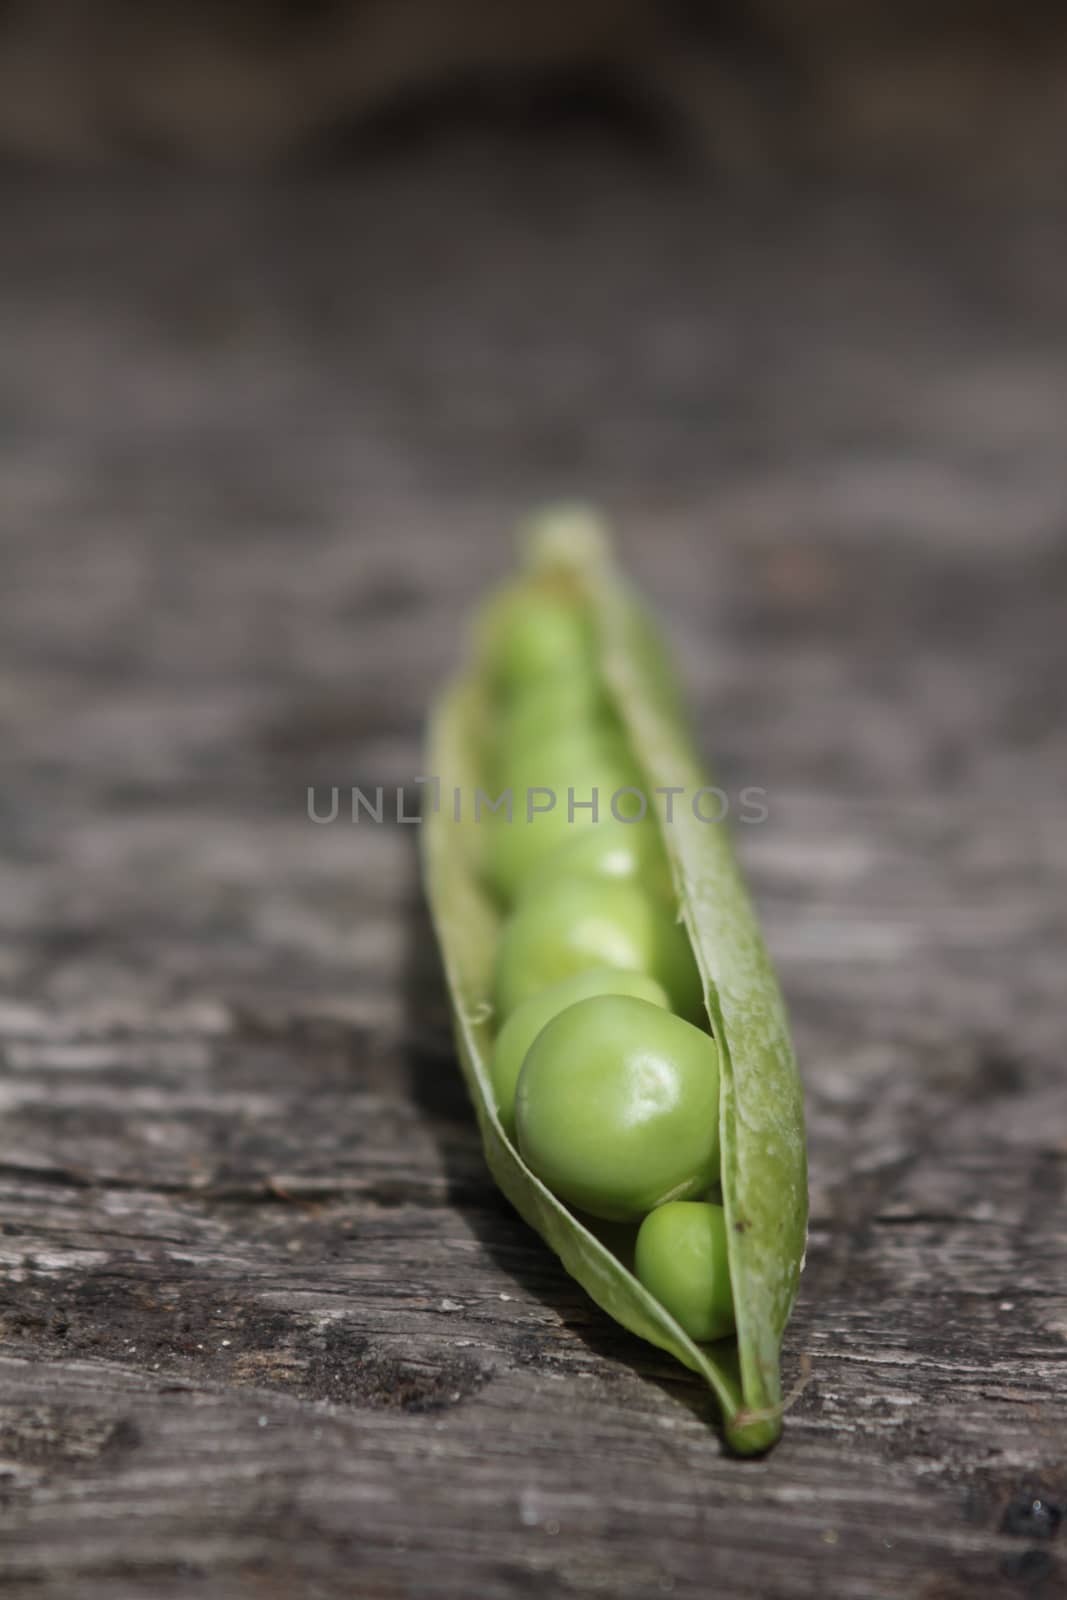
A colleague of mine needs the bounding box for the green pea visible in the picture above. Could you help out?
[484,735,644,904]
[516,996,720,1221]
[514,816,672,905]
[479,585,593,701]
[492,876,705,1023]
[634,1201,735,1342]
[494,673,615,774]
[494,724,635,797]
[490,966,670,1138]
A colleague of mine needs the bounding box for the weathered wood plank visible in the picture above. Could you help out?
[1,158,1065,1599]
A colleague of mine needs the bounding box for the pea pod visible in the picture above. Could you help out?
[420,508,807,1453]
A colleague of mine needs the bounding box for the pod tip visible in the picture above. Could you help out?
[519,502,612,572]
[724,1409,783,1457]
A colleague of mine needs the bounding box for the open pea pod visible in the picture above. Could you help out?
[420,509,807,1453]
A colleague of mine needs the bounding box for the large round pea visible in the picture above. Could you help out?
[515,817,672,905]
[490,966,670,1138]
[480,586,593,700]
[516,996,720,1221]
[492,877,705,1023]
[634,1201,735,1342]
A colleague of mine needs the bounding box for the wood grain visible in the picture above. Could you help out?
[1,154,1065,1599]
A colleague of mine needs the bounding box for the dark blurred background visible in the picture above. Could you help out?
[1,0,1066,178]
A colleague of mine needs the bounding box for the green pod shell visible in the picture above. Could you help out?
[421,507,808,1454]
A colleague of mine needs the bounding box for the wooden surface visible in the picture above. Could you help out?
[1,149,1066,1598]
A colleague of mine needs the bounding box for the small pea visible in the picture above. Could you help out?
[634,1201,735,1342]
[490,966,670,1138]
[514,816,672,905]
[494,725,637,802]
[516,996,720,1221]
[492,876,705,1023]
[479,585,593,700]
[494,674,615,775]
[484,736,643,904]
